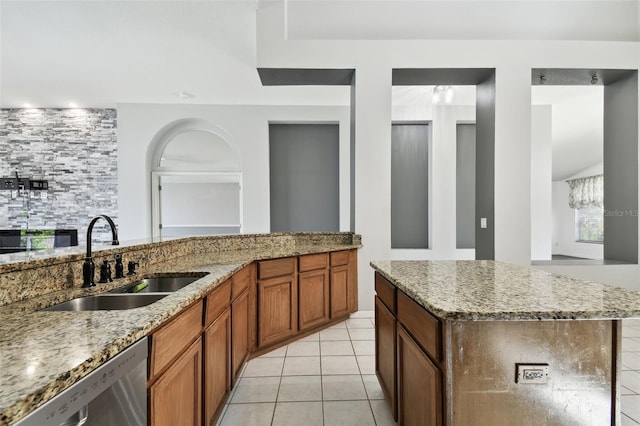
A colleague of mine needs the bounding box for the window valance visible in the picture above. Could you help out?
[567,174,603,209]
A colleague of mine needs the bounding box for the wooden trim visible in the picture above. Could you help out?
[205,280,231,327]
[330,250,350,266]
[397,290,442,363]
[149,301,204,380]
[231,265,251,301]
[299,252,329,272]
[375,272,396,314]
[258,257,297,280]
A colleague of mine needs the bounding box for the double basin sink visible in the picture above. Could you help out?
[42,275,207,312]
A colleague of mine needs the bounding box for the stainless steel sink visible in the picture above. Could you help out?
[42,293,168,311]
[111,275,206,294]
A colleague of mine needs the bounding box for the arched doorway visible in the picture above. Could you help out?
[150,122,242,238]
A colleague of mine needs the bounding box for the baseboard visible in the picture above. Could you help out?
[349,310,374,319]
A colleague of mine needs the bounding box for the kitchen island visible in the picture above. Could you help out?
[371,260,640,426]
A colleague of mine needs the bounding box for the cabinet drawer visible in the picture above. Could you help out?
[205,280,231,327]
[397,291,441,362]
[330,250,350,267]
[258,257,296,280]
[375,273,396,314]
[150,300,204,378]
[299,253,329,272]
[232,266,251,300]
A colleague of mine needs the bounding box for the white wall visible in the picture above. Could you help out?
[551,163,605,259]
[255,3,638,310]
[531,106,552,260]
[117,104,351,240]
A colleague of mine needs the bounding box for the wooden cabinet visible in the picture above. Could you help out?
[375,296,397,420]
[257,273,298,348]
[397,325,442,426]
[375,272,443,426]
[330,250,357,318]
[231,288,249,384]
[299,269,330,330]
[150,337,202,426]
[149,301,203,379]
[204,308,230,425]
[299,253,330,331]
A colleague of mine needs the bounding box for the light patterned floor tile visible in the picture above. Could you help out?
[277,375,322,402]
[219,402,275,426]
[242,357,285,377]
[282,356,321,376]
[321,340,355,356]
[323,400,375,426]
[321,355,360,375]
[322,375,367,400]
[370,399,398,426]
[230,376,281,403]
[272,401,324,426]
[287,341,320,357]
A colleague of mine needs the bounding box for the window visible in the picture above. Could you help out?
[575,206,603,243]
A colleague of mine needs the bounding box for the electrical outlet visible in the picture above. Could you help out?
[516,364,549,384]
[480,217,487,229]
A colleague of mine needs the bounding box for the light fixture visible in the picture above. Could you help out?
[69,102,78,108]
[178,90,193,99]
[23,103,32,109]
[432,86,454,104]
[591,75,598,85]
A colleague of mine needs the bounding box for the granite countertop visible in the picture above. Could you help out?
[0,242,359,426]
[371,260,640,321]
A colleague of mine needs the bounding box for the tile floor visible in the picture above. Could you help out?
[217,314,640,426]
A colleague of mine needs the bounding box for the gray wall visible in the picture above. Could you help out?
[475,73,496,260]
[457,124,476,249]
[269,123,340,232]
[391,123,429,249]
[603,72,638,263]
[0,109,118,244]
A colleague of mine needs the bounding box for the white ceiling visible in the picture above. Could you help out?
[0,0,612,180]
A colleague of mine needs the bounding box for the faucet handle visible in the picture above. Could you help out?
[98,260,113,283]
[127,261,140,275]
[114,254,125,279]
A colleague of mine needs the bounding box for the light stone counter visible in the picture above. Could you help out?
[370,260,640,321]
[0,233,360,425]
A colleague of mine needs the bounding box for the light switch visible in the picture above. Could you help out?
[480,218,487,229]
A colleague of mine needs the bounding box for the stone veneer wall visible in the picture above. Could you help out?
[0,109,118,244]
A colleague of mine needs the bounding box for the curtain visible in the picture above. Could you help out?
[567,174,603,209]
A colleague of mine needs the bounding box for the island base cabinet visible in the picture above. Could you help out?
[204,309,231,426]
[149,337,202,426]
[375,296,397,420]
[397,325,442,426]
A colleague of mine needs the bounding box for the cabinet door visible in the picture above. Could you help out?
[330,264,350,318]
[204,309,230,426]
[397,325,442,426]
[150,337,202,426]
[232,289,249,384]
[299,269,330,331]
[258,275,297,348]
[375,296,397,420]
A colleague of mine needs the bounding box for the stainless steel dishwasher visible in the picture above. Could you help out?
[15,337,147,426]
